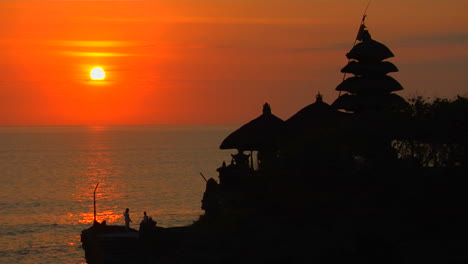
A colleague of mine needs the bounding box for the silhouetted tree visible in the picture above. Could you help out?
[392,96,467,167]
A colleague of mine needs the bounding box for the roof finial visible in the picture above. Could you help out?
[316,92,323,102]
[263,102,271,115]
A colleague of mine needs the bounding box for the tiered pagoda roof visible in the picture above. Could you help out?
[332,24,407,113]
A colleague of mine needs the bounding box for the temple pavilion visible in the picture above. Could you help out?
[219,103,284,171]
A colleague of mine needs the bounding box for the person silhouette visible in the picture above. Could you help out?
[142,211,149,224]
[124,208,132,230]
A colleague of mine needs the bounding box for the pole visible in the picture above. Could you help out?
[93,183,100,222]
[250,150,254,170]
[199,172,208,183]
[338,0,372,98]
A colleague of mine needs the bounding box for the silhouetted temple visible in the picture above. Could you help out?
[204,22,410,201]
[81,18,467,264]
[195,22,466,264]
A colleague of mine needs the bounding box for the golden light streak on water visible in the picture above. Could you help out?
[0,125,232,264]
[78,211,122,224]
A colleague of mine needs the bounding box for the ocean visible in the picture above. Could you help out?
[0,125,235,264]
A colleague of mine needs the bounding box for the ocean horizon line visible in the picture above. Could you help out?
[0,124,240,133]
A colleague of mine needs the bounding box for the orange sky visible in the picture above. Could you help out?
[1,1,467,126]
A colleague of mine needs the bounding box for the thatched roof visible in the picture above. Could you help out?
[336,76,404,95]
[332,93,408,112]
[285,93,348,131]
[346,36,394,62]
[219,103,284,151]
[341,61,398,76]
[281,94,352,156]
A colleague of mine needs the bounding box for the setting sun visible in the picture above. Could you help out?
[90,67,106,80]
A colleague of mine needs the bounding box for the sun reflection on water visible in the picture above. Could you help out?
[70,126,126,225]
[0,125,231,264]
[77,211,122,224]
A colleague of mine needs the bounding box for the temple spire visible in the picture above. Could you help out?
[263,103,271,115]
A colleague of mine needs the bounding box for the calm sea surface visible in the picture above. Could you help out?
[0,125,235,264]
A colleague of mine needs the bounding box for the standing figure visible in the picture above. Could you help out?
[142,211,149,224]
[124,208,132,230]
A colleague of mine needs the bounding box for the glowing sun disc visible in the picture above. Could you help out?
[90,67,106,80]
